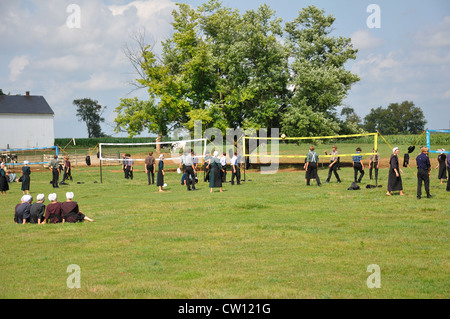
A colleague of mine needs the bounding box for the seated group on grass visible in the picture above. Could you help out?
[14,192,94,225]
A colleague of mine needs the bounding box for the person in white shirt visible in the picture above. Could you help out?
[231,151,241,185]
[220,152,227,182]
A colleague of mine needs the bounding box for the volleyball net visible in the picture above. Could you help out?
[426,129,450,154]
[98,138,208,164]
[243,132,379,164]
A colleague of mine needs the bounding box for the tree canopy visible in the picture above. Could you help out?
[363,101,427,135]
[115,0,360,138]
[74,98,106,138]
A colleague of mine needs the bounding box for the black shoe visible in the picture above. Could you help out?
[427,195,432,198]
[324,180,329,184]
[417,196,421,199]
[337,181,341,183]
[318,184,322,187]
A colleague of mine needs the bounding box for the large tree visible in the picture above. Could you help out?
[282,5,360,136]
[116,1,360,139]
[363,101,427,134]
[74,98,106,138]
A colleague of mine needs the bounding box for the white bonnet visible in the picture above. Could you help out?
[36,194,45,202]
[48,193,57,201]
[21,195,32,203]
[392,147,399,154]
[66,192,74,200]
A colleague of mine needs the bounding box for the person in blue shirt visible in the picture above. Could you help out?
[21,160,31,195]
[416,146,432,199]
[352,147,365,183]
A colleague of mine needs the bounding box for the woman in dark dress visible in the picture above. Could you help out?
[387,147,404,196]
[21,161,31,195]
[208,151,223,193]
[156,154,165,192]
[61,192,94,223]
[30,193,46,224]
[43,193,62,224]
[435,149,447,184]
[0,162,9,195]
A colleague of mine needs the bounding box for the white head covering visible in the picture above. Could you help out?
[37,194,45,202]
[442,149,446,153]
[159,154,164,160]
[22,195,32,203]
[48,193,57,202]
[392,147,399,154]
[213,151,219,157]
[24,160,29,165]
[66,192,74,200]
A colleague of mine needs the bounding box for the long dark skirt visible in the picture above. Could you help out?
[21,174,30,191]
[438,162,447,179]
[156,170,164,187]
[209,165,222,188]
[388,169,403,191]
[0,176,9,192]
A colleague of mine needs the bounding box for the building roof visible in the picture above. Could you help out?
[0,94,54,115]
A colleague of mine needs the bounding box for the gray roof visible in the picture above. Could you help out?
[0,95,54,115]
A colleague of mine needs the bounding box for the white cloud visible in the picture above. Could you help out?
[415,16,450,48]
[351,29,382,50]
[9,55,29,81]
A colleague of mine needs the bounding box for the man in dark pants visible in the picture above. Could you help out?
[416,147,432,199]
[305,145,321,186]
[352,147,365,183]
[144,152,155,185]
[324,145,341,183]
[184,150,197,191]
[49,155,60,188]
[369,148,380,185]
[231,151,241,185]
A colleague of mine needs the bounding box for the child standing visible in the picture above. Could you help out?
[352,147,365,183]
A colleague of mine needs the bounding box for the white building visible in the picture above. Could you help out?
[0,92,55,149]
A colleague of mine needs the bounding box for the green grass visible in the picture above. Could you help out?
[0,162,449,299]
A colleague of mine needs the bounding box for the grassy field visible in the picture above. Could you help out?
[0,150,449,299]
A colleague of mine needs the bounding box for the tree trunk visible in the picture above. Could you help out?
[156,132,162,154]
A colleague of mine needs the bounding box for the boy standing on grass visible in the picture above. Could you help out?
[305,145,321,186]
[352,147,364,183]
[324,145,341,183]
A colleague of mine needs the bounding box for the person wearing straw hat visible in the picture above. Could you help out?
[156,154,165,193]
[435,149,448,184]
[21,160,31,195]
[387,147,404,196]
[416,146,432,199]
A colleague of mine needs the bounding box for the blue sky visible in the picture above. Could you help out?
[1,0,449,138]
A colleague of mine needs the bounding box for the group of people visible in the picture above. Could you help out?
[139,149,242,193]
[304,145,380,187]
[303,144,449,197]
[14,191,94,225]
[0,161,32,195]
[49,155,73,188]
